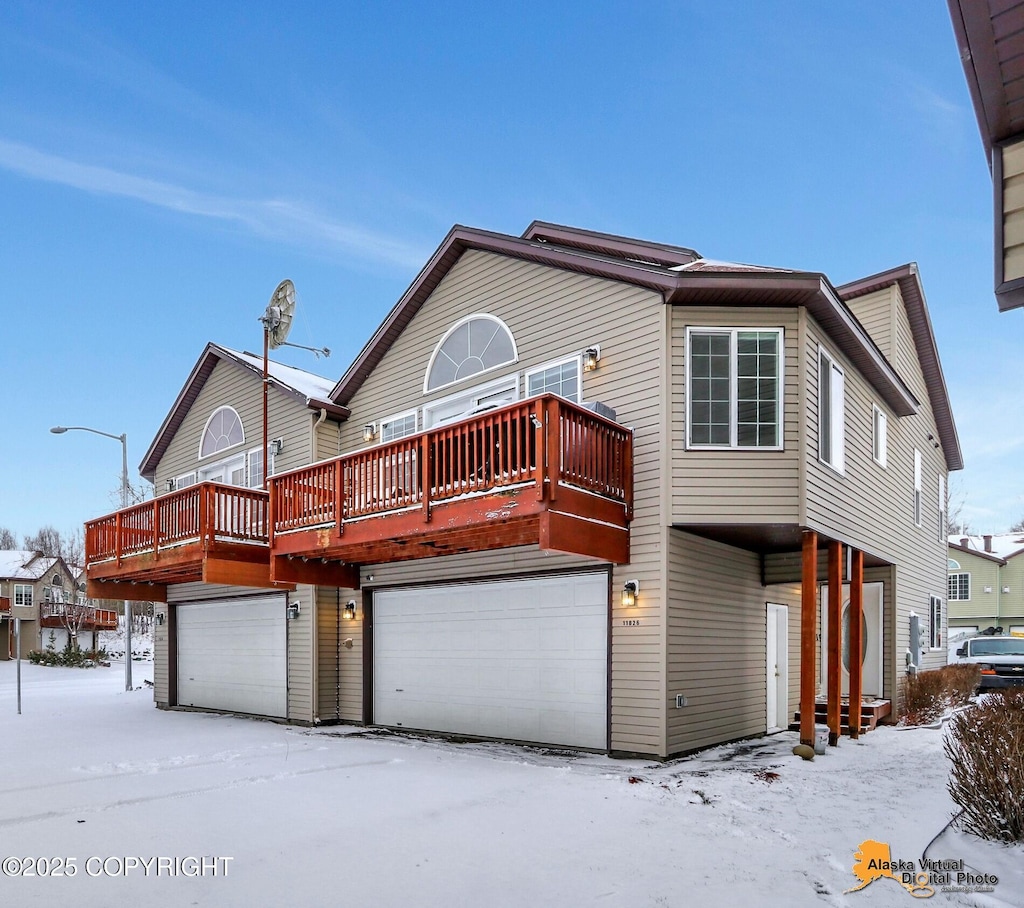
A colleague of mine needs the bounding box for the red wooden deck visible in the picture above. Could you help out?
[40,602,119,630]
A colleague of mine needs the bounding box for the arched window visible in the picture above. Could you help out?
[424,314,517,392]
[52,574,63,586]
[200,406,244,458]
[947,558,961,571]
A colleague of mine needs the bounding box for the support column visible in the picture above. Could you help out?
[847,548,864,738]
[800,530,818,747]
[827,540,843,746]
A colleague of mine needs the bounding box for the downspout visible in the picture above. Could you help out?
[311,407,328,459]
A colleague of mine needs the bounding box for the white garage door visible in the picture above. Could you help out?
[177,595,287,718]
[374,572,608,749]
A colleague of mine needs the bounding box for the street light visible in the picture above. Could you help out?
[50,424,133,691]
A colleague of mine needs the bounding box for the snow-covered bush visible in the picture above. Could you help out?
[900,663,980,725]
[945,689,1024,843]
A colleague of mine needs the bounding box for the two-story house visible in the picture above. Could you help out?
[947,533,1024,638]
[1,551,114,657]
[84,223,961,760]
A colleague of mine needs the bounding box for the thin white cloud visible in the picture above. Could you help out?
[0,137,426,269]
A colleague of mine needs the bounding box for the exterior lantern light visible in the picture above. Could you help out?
[343,599,357,620]
[582,345,601,372]
[363,424,377,443]
[286,602,301,620]
[621,579,639,608]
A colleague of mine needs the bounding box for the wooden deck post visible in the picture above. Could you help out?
[827,540,843,746]
[847,548,864,738]
[800,530,818,747]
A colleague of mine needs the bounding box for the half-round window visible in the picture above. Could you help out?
[424,314,517,392]
[52,574,63,586]
[200,406,244,458]
[948,558,960,571]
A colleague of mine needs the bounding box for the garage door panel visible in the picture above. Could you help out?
[374,573,607,749]
[177,596,286,719]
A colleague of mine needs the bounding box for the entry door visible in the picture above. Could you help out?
[766,603,789,731]
[820,582,884,698]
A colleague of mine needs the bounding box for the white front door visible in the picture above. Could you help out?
[373,572,608,749]
[820,582,884,698]
[766,603,789,731]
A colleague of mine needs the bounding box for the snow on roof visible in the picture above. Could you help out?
[0,551,57,580]
[670,258,798,274]
[948,533,1024,560]
[218,346,334,402]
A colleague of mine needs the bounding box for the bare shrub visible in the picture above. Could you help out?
[899,664,982,725]
[945,689,1024,842]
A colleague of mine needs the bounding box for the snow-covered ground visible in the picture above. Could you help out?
[1,661,1020,907]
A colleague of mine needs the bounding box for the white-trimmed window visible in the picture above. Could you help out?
[929,596,943,650]
[199,406,244,458]
[172,472,197,492]
[686,327,783,449]
[14,584,32,606]
[247,447,274,489]
[872,405,887,468]
[526,356,581,403]
[380,411,418,443]
[937,473,946,542]
[948,572,970,601]
[913,448,923,527]
[818,348,845,472]
[424,314,518,393]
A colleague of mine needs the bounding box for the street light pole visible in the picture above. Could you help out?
[50,424,133,691]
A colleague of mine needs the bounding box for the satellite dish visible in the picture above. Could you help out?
[261,279,295,349]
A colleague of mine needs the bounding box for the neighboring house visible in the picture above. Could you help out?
[947,533,1024,638]
[0,551,114,658]
[947,0,1024,311]
[84,222,962,760]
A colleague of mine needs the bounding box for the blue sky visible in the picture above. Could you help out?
[1,2,1020,544]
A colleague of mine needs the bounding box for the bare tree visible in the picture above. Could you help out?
[22,526,84,566]
[0,526,16,549]
[1010,517,1024,533]
[947,476,973,537]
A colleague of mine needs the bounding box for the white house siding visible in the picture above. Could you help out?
[154,358,315,490]
[666,530,803,754]
[339,249,668,755]
[669,307,802,525]
[802,302,950,702]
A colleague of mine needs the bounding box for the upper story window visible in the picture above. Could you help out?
[200,406,244,458]
[526,357,581,403]
[14,584,32,607]
[818,347,845,472]
[686,328,783,449]
[948,572,970,600]
[913,448,923,527]
[381,411,418,443]
[872,405,887,468]
[424,314,518,393]
[52,574,63,587]
[929,596,943,649]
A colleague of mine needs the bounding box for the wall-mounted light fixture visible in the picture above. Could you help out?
[582,345,602,372]
[363,424,377,443]
[155,613,166,626]
[271,438,284,456]
[343,599,357,620]
[166,479,176,492]
[286,602,301,620]
[621,579,639,607]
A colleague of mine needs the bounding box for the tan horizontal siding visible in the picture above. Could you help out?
[1003,141,1024,282]
[316,584,363,722]
[670,307,801,525]
[844,287,894,360]
[287,584,316,723]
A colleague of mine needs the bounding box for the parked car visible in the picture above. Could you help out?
[955,636,1024,690]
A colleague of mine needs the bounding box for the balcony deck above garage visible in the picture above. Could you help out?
[268,394,633,582]
[84,483,283,602]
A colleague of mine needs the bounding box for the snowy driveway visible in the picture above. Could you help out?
[0,661,1018,907]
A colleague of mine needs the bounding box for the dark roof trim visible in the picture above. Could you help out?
[837,265,964,471]
[948,0,1010,159]
[139,344,348,481]
[330,225,920,416]
[523,221,700,268]
[948,541,1007,565]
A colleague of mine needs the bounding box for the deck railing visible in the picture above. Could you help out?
[40,602,118,628]
[85,483,269,565]
[271,394,633,537]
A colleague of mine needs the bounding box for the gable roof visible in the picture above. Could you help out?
[328,224,960,451]
[950,533,1024,561]
[0,551,59,581]
[139,343,348,482]
[837,265,963,471]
